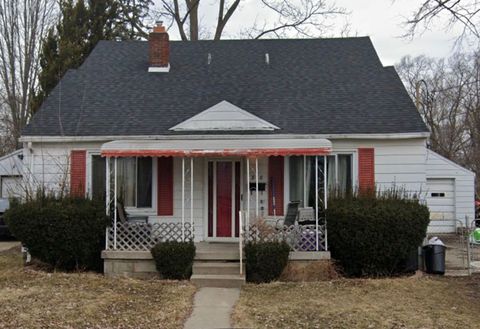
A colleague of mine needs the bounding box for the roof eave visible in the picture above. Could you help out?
[19,132,430,143]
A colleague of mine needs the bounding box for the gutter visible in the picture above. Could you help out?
[19,132,430,143]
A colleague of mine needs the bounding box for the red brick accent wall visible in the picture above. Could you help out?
[268,156,284,216]
[358,148,375,192]
[149,32,169,67]
[70,150,86,197]
[157,157,173,216]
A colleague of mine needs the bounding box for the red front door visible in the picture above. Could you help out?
[208,161,241,238]
[216,162,232,237]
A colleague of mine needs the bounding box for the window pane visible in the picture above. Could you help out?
[327,155,336,191]
[289,156,304,206]
[117,158,136,207]
[137,157,152,208]
[337,154,352,193]
[91,155,106,201]
[307,157,317,208]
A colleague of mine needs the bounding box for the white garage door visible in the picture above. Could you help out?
[426,178,456,233]
[1,176,23,199]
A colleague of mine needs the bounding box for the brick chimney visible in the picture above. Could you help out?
[148,21,170,72]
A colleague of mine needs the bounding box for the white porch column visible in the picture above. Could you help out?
[324,155,328,251]
[255,157,259,219]
[182,157,185,241]
[105,157,110,250]
[315,156,319,251]
[246,157,250,227]
[113,157,118,250]
[190,157,194,236]
[303,155,307,207]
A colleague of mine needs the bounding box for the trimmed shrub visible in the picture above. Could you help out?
[327,192,430,277]
[245,241,291,283]
[4,195,109,271]
[151,241,195,280]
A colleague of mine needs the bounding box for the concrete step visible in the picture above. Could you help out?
[195,243,238,252]
[195,250,241,261]
[191,274,245,288]
[193,262,244,275]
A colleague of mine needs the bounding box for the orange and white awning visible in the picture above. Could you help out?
[101,138,332,157]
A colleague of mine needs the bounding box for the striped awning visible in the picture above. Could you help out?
[101,138,332,157]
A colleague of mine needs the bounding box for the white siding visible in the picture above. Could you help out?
[149,157,206,241]
[426,150,475,233]
[26,137,432,241]
[330,138,428,195]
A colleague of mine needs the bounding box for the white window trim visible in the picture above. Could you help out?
[327,152,357,190]
[87,151,156,215]
[285,151,358,206]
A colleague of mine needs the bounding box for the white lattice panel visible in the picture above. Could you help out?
[246,224,326,251]
[107,222,193,251]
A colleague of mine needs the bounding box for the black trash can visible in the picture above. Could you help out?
[423,244,446,275]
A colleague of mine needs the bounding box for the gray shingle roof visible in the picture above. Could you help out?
[23,37,428,136]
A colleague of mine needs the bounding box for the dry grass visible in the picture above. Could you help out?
[233,275,480,329]
[279,260,340,282]
[0,247,195,329]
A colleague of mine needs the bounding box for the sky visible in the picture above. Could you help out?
[154,0,473,66]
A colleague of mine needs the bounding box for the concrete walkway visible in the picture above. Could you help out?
[184,287,240,329]
[0,241,20,252]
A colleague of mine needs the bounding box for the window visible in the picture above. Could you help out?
[289,156,304,206]
[116,157,152,208]
[91,155,106,201]
[91,156,152,208]
[289,154,353,207]
[335,154,353,193]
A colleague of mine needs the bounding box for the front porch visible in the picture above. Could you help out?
[102,241,331,280]
[101,137,334,255]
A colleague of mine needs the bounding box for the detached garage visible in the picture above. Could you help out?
[426,150,475,233]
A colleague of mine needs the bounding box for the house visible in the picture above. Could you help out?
[20,23,475,281]
[0,149,24,200]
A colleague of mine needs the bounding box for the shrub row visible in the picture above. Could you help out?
[5,196,109,271]
[327,193,430,277]
[245,241,290,283]
[151,241,196,280]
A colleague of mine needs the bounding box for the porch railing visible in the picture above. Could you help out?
[245,223,327,252]
[106,222,193,251]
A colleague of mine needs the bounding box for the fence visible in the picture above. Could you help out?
[106,222,193,251]
[245,223,327,251]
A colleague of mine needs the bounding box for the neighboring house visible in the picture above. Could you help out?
[0,150,24,200]
[19,23,475,279]
[0,149,25,238]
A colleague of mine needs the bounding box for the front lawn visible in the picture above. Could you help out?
[0,247,195,329]
[233,275,480,328]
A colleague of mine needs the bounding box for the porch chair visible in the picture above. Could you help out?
[298,207,315,225]
[116,202,153,246]
[275,201,301,229]
[116,202,149,224]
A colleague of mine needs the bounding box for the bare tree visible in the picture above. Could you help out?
[397,51,480,195]
[0,0,56,154]
[463,50,480,193]
[403,0,480,43]
[158,0,347,41]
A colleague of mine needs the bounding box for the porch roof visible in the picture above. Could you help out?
[100,138,332,157]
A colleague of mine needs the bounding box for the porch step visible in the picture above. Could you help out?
[193,262,245,275]
[195,250,241,261]
[191,274,245,288]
